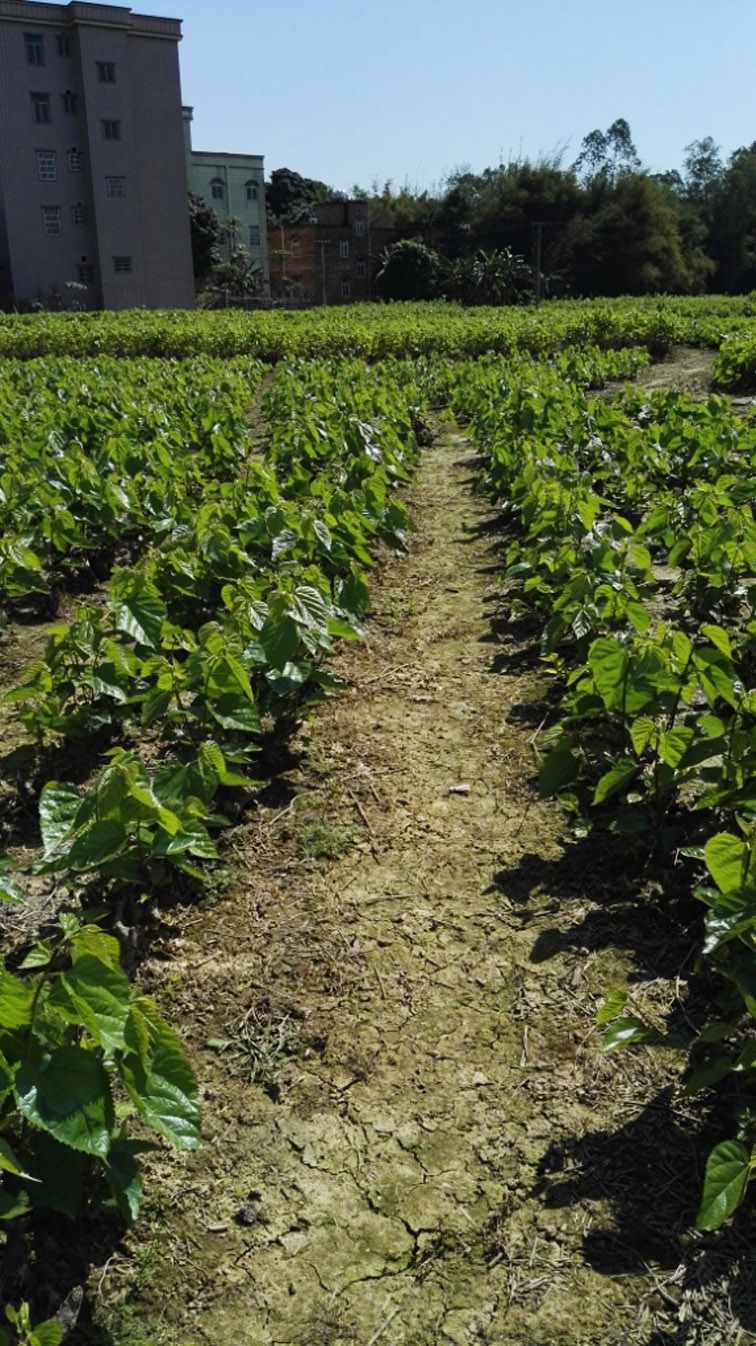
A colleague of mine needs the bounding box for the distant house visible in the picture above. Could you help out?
[0,0,195,309]
[268,199,395,305]
[183,107,269,296]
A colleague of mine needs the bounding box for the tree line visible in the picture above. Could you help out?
[264,120,756,302]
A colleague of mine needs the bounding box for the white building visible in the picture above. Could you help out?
[183,106,269,296]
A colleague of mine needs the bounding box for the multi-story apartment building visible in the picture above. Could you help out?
[268,199,395,305]
[0,0,195,309]
[183,106,269,297]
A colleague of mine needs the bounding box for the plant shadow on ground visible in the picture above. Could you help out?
[489,833,700,983]
[534,1089,756,1344]
[1,1211,126,1343]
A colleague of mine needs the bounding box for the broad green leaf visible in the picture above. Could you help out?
[0,1047,15,1105]
[258,614,300,671]
[596,987,627,1025]
[658,726,695,768]
[102,1137,155,1225]
[19,941,53,970]
[0,968,33,1029]
[696,1140,751,1230]
[154,819,218,859]
[15,1045,113,1157]
[630,716,656,756]
[627,541,651,571]
[701,624,733,658]
[110,582,166,650]
[29,1322,63,1346]
[70,925,122,968]
[313,519,332,552]
[0,857,23,907]
[705,833,748,893]
[67,820,127,871]
[141,688,171,727]
[693,649,740,710]
[0,1137,35,1179]
[208,693,261,733]
[336,569,369,619]
[683,1055,735,1094]
[703,906,756,955]
[576,496,599,532]
[588,637,627,711]
[38,783,81,856]
[537,745,580,797]
[671,630,693,666]
[122,999,201,1150]
[625,600,650,633]
[222,653,255,703]
[602,1016,657,1052]
[593,760,638,806]
[0,1187,30,1220]
[57,955,131,1054]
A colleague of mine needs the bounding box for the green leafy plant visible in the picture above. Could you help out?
[0,912,200,1224]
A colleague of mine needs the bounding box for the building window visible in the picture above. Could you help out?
[96,61,116,83]
[36,150,57,181]
[78,263,94,283]
[339,240,349,259]
[30,93,51,124]
[41,206,61,236]
[67,149,82,173]
[354,218,366,237]
[356,261,366,278]
[72,203,87,225]
[61,90,77,114]
[290,238,300,257]
[340,280,351,298]
[210,177,224,200]
[245,180,258,202]
[101,119,121,141]
[248,225,261,247]
[113,256,132,273]
[25,32,44,65]
[56,33,72,56]
[105,176,125,197]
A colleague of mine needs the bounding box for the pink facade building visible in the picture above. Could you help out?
[0,0,195,309]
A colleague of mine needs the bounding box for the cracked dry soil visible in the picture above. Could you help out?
[119,424,730,1346]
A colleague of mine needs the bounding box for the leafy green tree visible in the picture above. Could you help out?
[188,193,220,283]
[266,167,332,226]
[573,117,641,183]
[443,247,534,305]
[375,239,441,300]
[709,143,756,291]
[200,218,263,305]
[554,173,691,294]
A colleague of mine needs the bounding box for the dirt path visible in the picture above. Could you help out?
[112,425,750,1346]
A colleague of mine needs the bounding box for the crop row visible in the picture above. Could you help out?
[449,355,756,1229]
[0,294,755,363]
[0,355,268,614]
[0,354,425,1238]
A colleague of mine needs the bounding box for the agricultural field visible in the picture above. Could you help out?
[2,300,756,1345]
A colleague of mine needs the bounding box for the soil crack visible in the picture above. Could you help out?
[128,427,697,1345]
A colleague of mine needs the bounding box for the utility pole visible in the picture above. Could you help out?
[534,221,543,307]
[318,238,331,305]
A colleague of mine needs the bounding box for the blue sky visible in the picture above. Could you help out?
[157,0,755,191]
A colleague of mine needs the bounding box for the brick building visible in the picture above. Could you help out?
[0,0,195,309]
[268,199,395,305]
